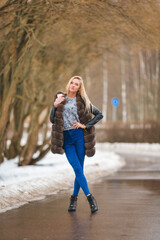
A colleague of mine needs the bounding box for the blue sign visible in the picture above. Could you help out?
[112,97,119,107]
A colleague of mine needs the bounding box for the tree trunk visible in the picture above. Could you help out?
[157,50,160,119]
[0,66,19,162]
[18,104,39,166]
[121,47,127,123]
[85,67,91,93]
[139,50,146,121]
[102,53,108,123]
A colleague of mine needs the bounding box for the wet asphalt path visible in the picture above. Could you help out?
[0,152,160,240]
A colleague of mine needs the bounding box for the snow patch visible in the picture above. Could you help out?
[0,143,124,213]
[100,142,160,156]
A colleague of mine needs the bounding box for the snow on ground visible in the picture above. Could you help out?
[99,142,160,156]
[0,143,125,213]
[0,142,159,213]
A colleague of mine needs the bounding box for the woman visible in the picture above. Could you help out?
[50,76,103,213]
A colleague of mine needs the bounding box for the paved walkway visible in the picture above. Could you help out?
[0,152,160,240]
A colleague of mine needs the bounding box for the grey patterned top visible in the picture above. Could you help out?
[50,97,104,129]
[63,96,80,131]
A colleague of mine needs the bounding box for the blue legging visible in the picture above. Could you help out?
[63,128,91,196]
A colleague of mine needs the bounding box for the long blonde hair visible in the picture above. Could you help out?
[65,76,93,113]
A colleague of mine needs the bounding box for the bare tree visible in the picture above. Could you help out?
[0,0,160,164]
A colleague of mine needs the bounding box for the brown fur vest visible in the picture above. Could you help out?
[51,92,96,157]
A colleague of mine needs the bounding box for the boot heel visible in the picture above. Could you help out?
[87,194,98,213]
[68,195,78,212]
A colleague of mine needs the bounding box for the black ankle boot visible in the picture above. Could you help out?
[87,194,98,213]
[68,195,78,212]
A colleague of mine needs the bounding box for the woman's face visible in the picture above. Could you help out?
[69,78,81,94]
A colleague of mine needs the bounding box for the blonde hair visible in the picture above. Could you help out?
[65,76,93,113]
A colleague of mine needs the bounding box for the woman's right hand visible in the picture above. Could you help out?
[53,94,65,108]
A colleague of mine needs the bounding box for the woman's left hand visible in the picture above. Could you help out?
[72,121,85,129]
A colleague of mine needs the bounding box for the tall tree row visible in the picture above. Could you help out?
[0,0,160,165]
[87,48,160,123]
